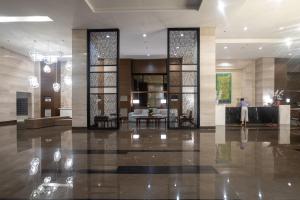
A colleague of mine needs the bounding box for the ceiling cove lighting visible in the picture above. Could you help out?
[217,62,232,67]
[0,16,53,22]
[218,0,226,15]
[285,38,292,48]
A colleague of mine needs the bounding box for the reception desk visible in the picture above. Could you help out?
[226,106,279,124]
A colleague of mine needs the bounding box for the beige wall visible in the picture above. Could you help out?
[255,58,275,106]
[216,59,256,107]
[200,27,216,127]
[61,61,72,108]
[72,29,87,127]
[0,47,40,122]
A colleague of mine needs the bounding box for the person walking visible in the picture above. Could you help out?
[240,98,249,127]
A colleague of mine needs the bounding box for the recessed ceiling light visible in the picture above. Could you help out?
[224,46,228,50]
[180,33,184,37]
[106,35,110,38]
[258,46,263,50]
[279,27,284,30]
[243,26,248,31]
[142,33,147,38]
[176,46,180,49]
[0,16,53,22]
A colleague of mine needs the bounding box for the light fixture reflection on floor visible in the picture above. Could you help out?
[133,134,140,140]
[161,134,167,140]
[133,99,140,104]
[53,150,61,162]
[65,62,72,71]
[160,99,167,104]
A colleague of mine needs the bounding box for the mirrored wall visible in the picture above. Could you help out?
[167,28,200,128]
[87,29,119,129]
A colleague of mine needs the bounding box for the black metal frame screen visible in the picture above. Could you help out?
[167,28,200,128]
[87,29,119,129]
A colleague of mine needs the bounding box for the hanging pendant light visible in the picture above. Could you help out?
[28,41,40,88]
[65,62,72,71]
[53,82,60,92]
[44,40,51,73]
[43,64,51,73]
[53,61,60,92]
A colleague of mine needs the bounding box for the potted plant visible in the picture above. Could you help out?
[147,104,154,116]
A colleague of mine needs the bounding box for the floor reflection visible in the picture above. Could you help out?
[0,125,300,199]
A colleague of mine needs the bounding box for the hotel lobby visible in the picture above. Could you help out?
[1,0,300,199]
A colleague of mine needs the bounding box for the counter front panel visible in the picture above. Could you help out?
[226,107,278,124]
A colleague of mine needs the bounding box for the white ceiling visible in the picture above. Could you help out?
[0,0,300,59]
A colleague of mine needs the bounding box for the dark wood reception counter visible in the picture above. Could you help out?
[226,107,279,124]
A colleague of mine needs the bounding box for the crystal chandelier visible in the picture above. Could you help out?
[43,63,51,73]
[53,61,61,92]
[65,62,72,71]
[28,76,39,88]
[53,82,60,92]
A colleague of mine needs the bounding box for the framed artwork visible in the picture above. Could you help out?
[216,73,232,104]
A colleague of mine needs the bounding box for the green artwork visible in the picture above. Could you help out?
[216,73,232,104]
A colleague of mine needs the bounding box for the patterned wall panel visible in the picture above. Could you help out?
[90,32,117,66]
[169,31,198,65]
[182,72,197,86]
[88,30,119,129]
[168,28,199,128]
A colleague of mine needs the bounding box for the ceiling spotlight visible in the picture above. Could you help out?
[224,46,228,50]
[176,46,179,49]
[258,46,263,50]
[106,35,110,38]
[142,33,147,38]
[243,26,248,31]
[180,33,184,37]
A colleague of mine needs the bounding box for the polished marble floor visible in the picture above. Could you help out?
[0,124,300,199]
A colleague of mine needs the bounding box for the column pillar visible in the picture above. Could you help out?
[255,58,275,106]
[200,27,216,127]
[72,29,87,127]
